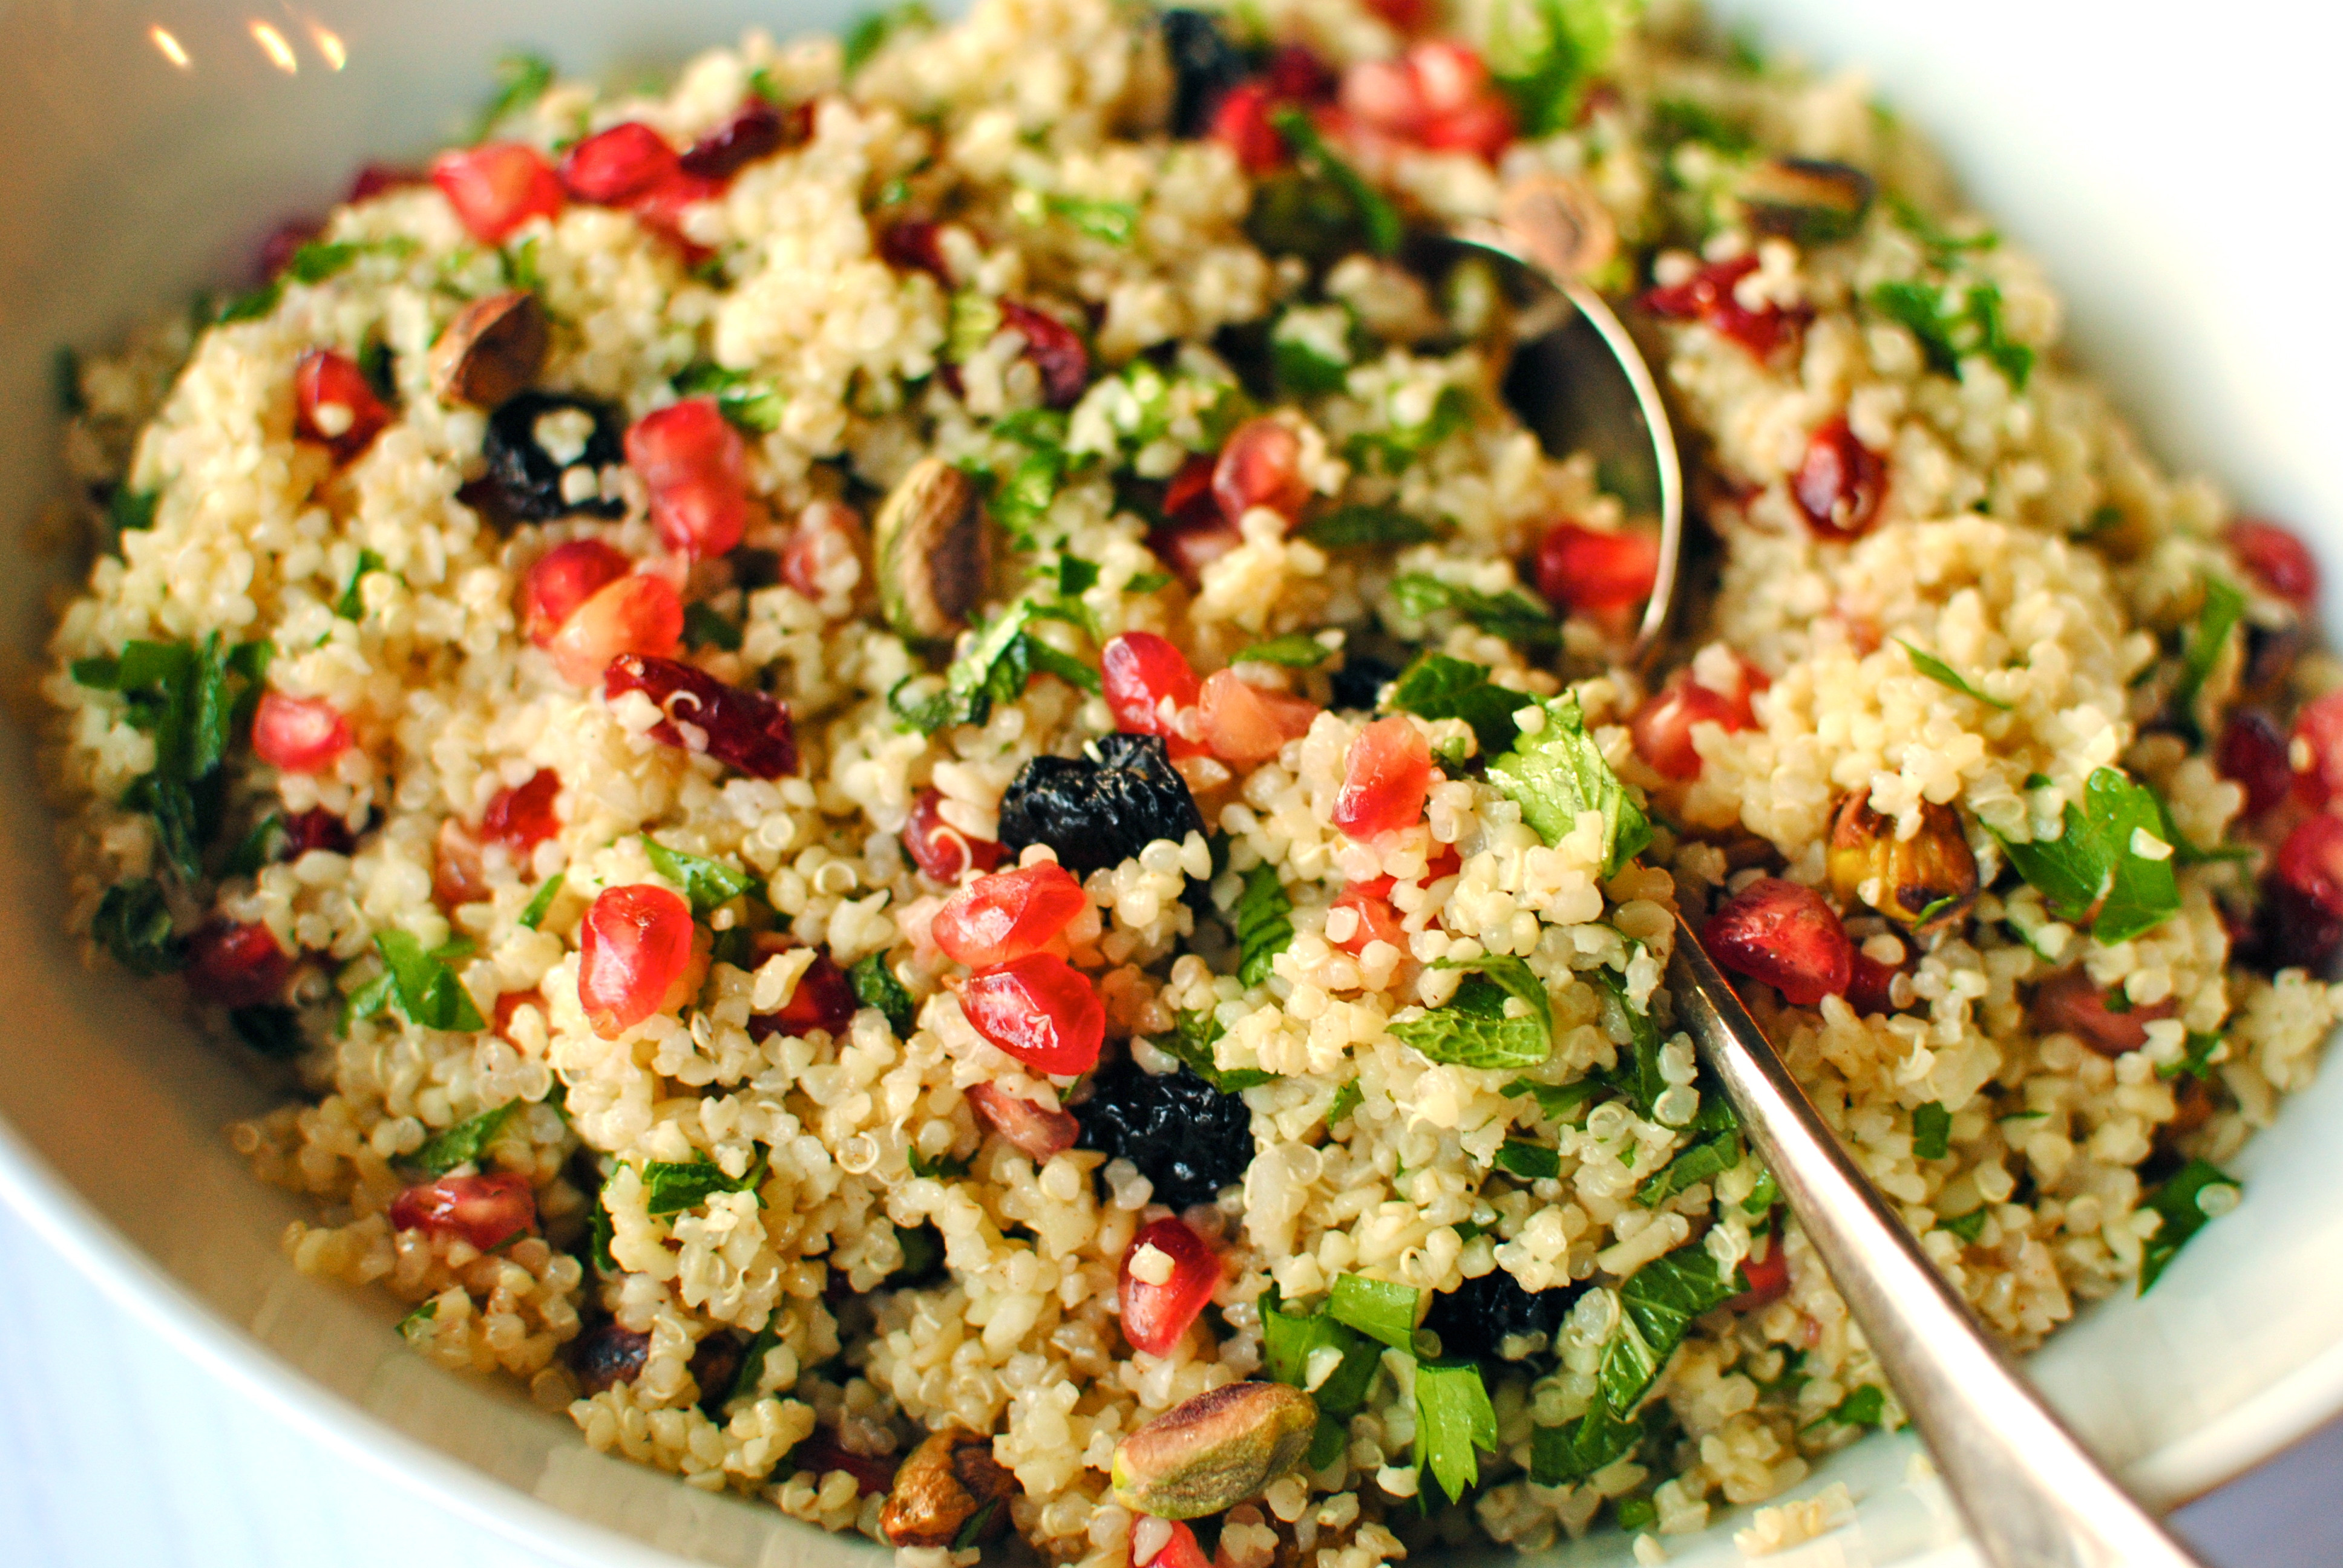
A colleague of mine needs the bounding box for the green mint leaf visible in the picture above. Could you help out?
[843,2,933,73]
[890,599,1097,736]
[1273,336,1349,397]
[1495,1138,1562,1180]
[724,1319,783,1407]
[2137,1157,2238,1293]
[588,1180,617,1275]
[229,1004,305,1059]
[672,361,786,433]
[1530,1396,1643,1485]
[226,813,290,875]
[110,487,160,537]
[849,952,916,1036]
[336,549,388,619]
[1597,1244,1739,1413]
[642,837,753,913]
[683,601,744,652]
[398,1298,439,1339]
[409,1101,519,1177]
[1269,107,1403,256]
[1125,570,1174,594]
[1634,1130,1740,1206]
[1897,639,2011,710]
[1054,554,1101,597]
[92,878,183,975]
[1391,653,1537,760]
[1327,1077,1363,1127]
[2174,575,2247,731]
[1911,1101,1953,1160]
[1155,1008,1279,1092]
[907,1145,971,1179]
[991,407,1069,448]
[1390,956,1554,1071]
[1328,1273,1420,1352]
[373,930,487,1033]
[2160,1030,2226,1082]
[1235,862,1294,987]
[517,872,565,931]
[1651,97,1753,153]
[1298,505,1443,549]
[1938,1208,1988,1243]
[53,345,84,416]
[1233,634,1334,667]
[1870,279,2033,391]
[1414,1359,1499,1503]
[1042,192,1139,245]
[1489,0,1628,136]
[641,1146,769,1216]
[1887,196,1999,261]
[1504,1076,1604,1123]
[1388,573,1561,647]
[1803,1382,1887,1432]
[214,281,283,324]
[1742,1166,1781,1218]
[475,51,555,140]
[2084,768,2180,943]
[1489,694,1651,877]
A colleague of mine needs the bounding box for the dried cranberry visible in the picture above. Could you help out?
[2244,880,2343,976]
[348,163,422,203]
[559,123,681,205]
[2294,692,2343,808]
[877,218,950,279]
[1147,513,1244,586]
[1794,417,1887,540]
[1533,522,1660,613]
[186,920,290,1008]
[750,953,857,1039]
[960,954,1105,1074]
[283,808,355,857]
[1844,949,1905,1017]
[2218,711,2295,820]
[578,884,695,1038]
[1266,44,1336,100]
[569,1322,651,1393]
[794,1430,899,1496]
[389,1171,536,1249]
[1118,1215,1219,1356]
[2029,967,2175,1057]
[605,655,798,779]
[933,863,1089,967]
[1209,82,1288,173]
[1726,1230,1791,1312]
[902,789,1004,882]
[1630,676,1755,780]
[680,99,789,180]
[1643,255,1806,360]
[293,348,391,465]
[997,300,1090,408]
[253,692,352,774]
[483,769,562,851]
[431,143,564,245]
[966,1082,1081,1162]
[2227,518,2321,607]
[2276,814,2343,921]
[1332,716,1432,838]
[434,818,490,909]
[1703,878,1852,1007]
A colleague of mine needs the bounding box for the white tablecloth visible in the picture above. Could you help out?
[0,1197,2334,1567]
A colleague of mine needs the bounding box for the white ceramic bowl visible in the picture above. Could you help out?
[2,3,2340,1564]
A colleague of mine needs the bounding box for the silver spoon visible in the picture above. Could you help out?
[1456,188,2209,1568]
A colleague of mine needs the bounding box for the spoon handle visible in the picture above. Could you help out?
[1665,912,2207,1568]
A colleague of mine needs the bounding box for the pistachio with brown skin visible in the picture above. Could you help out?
[1110,1381,1317,1520]
[1738,157,1875,246]
[873,457,988,643]
[430,290,548,409]
[1497,172,1617,281]
[1826,787,1979,930]
[878,1426,1018,1549]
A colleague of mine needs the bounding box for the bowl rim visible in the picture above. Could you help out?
[4,1101,2338,1561]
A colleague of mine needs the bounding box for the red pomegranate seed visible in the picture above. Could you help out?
[1630,678,1755,781]
[1136,1520,1213,1568]
[520,540,634,647]
[1417,94,1513,160]
[1267,44,1337,101]
[389,1172,537,1249]
[605,655,798,779]
[578,884,695,1038]
[1845,949,1905,1017]
[1103,632,1203,737]
[2218,710,2295,820]
[751,952,857,1038]
[559,123,681,205]
[1198,669,1318,765]
[966,1081,1081,1162]
[283,808,355,858]
[430,143,565,244]
[483,769,562,851]
[1162,452,1217,523]
[1333,716,1432,839]
[293,349,391,465]
[1147,515,1244,587]
[996,301,1090,409]
[1331,884,1406,955]
[1533,523,1660,613]
[1726,1229,1791,1312]
[2227,518,2321,607]
[2029,967,2177,1056]
[792,1429,899,1496]
[1118,1216,1219,1356]
[1213,417,1311,526]
[1210,82,1289,173]
[1702,878,1852,1007]
[1794,417,1888,541]
[877,218,950,279]
[959,954,1104,1074]
[2277,814,2343,921]
[546,573,684,687]
[185,920,290,1008]
[348,163,422,203]
[252,691,352,774]
[680,99,787,180]
[2291,691,2343,808]
[1341,57,1426,136]
[932,862,1089,967]
[625,400,753,560]
[434,818,491,908]
[1407,42,1487,114]
[1642,255,1806,360]
[628,169,726,247]
[902,788,1004,882]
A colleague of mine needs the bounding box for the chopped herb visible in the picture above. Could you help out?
[1991,767,2180,943]
[1269,108,1402,256]
[398,1298,440,1339]
[1126,570,1174,594]
[1869,278,2034,391]
[1414,1359,1499,1503]
[1898,639,2011,710]
[1938,1209,1989,1243]
[1589,967,1669,1120]
[672,361,785,434]
[1742,1166,1781,1218]
[1504,1076,1605,1123]
[1234,862,1294,986]
[1614,1496,1658,1531]
[950,1500,999,1552]
[1389,573,1558,650]
[1234,634,1334,667]
[1650,96,1753,154]
[985,446,1069,547]
[517,873,566,930]
[75,635,271,879]
[214,282,284,324]
[1346,386,1472,473]
[1487,0,1629,136]
[1912,1101,1953,1160]
[1390,653,1538,760]
[409,1101,519,1177]
[1495,1138,1562,1180]
[907,1145,971,1179]
[475,51,556,139]
[1887,196,1999,260]
[336,549,389,619]
[727,1320,782,1406]
[1034,191,1141,245]
[850,952,917,1036]
[2138,1157,2239,1293]
[501,235,545,295]
[1327,1077,1363,1127]
[642,838,753,912]
[91,878,183,974]
[1530,1394,1644,1484]
[683,601,744,652]
[1297,505,1443,549]
[1328,1273,1420,1351]
[588,1184,617,1274]
[1155,1008,1279,1092]
[1488,694,1651,877]
[1260,1287,1382,1418]
[109,488,160,538]
[1051,555,1101,599]
[641,1147,769,1215]
[372,930,487,1033]
[842,1,934,74]
[229,1004,306,1059]
[53,346,83,416]
[2160,1031,2226,1082]
[1634,1129,1740,1205]
[2173,576,2247,733]
[1389,955,1554,1071]
[888,599,1101,735]
[1803,1383,1886,1432]
[1594,1244,1740,1414]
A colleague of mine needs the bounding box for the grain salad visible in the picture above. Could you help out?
[36,0,2343,1563]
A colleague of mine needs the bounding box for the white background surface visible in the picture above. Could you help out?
[0,1201,2337,1568]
